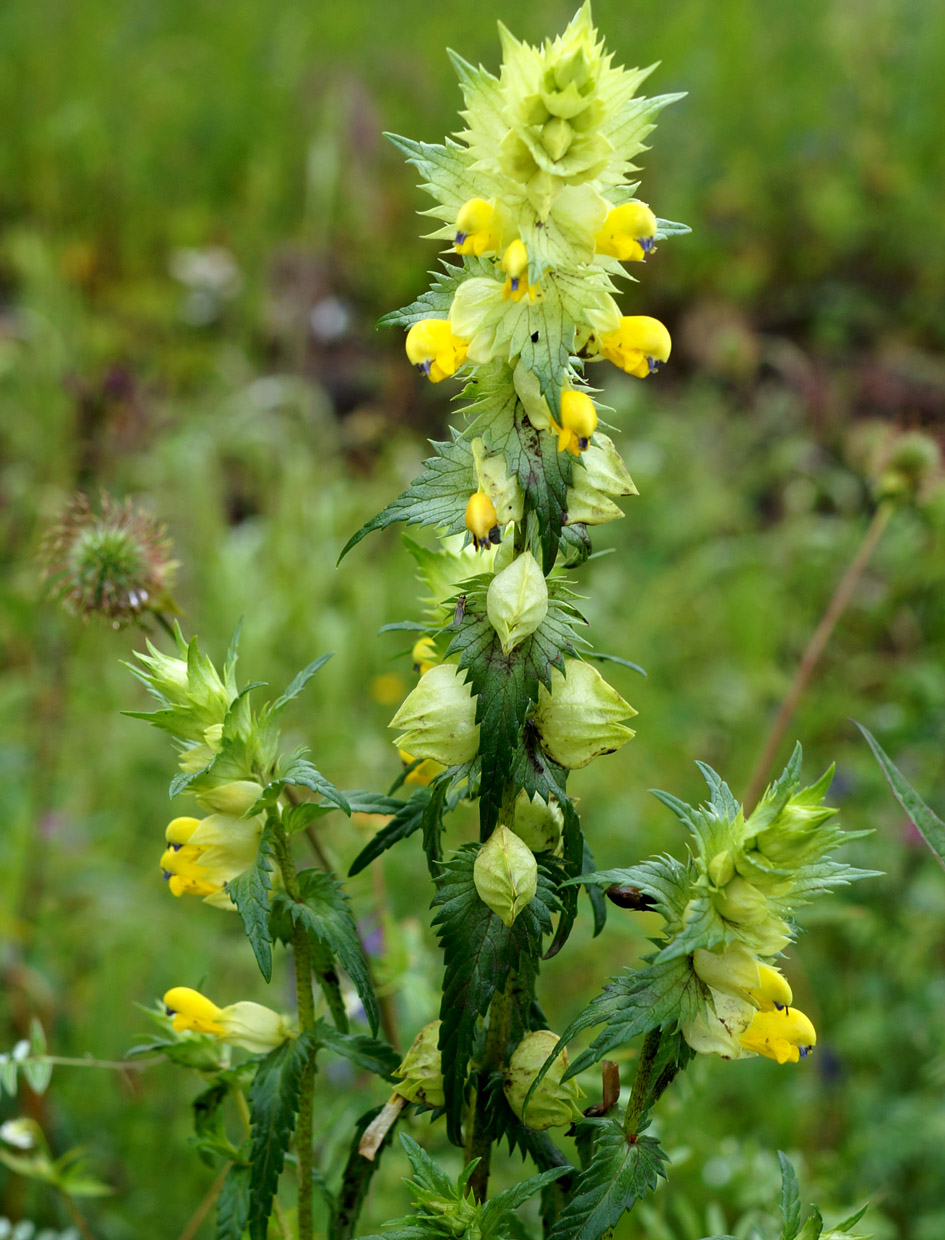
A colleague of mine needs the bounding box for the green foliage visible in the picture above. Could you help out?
[446,577,584,835]
[358,1134,568,1240]
[338,432,476,560]
[216,1165,252,1240]
[252,752,351,816]
[547,1120,667,1240]
[857,722,945,869]
[348,789,430,876]
[247,1033,315,1240]
[270,868,380,1036]
[227,822,275,982]
[432,845,560,1144]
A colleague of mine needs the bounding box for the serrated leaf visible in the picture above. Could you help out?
[247,1033,315,1240]
[314,1021,400,1080]
[480,1166,571,1236]
[348,788,431,875]
[266,653,333,718]
[432,846,558,1144]
[548,1122,667,1240]
[338,431,476,561]
[527,956,704,1106]
[779,1151,802,1240]
[252,754,350,816]
[216,1164,251,1240]
[377,260,476,329]
[192,1080,230,1168]
[447,583,583,836]
[545,796,584,958]
[227,823,275,982]
[857,722,945,869]
[271,870,379,1036]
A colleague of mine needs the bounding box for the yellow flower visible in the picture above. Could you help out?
[163,987,292,1053]
[600,316,671,378]
[398,749,446,786]
[465,491,501,551]
[551,389,598,455]
[160,813,263,906]
[595,202,658,262]
[501,240,539,303]
[454,198,501,257]
[405,319,469,382]
[411,637,438,675]
[738,1005,817,1065]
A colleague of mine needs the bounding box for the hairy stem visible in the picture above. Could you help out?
[465,984,513,1202]
[624,1029,662,1137]
[272,814,318,1240]
[743,500,893,813]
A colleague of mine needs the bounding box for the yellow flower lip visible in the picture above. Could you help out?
[405,319,468,382]
[465,491,501,551]
[595,202,658,263]
[600,316,672,378]
[552,389,597,454]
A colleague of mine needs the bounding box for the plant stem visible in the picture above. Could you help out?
[176,1163,231,1240]
[59,1192,98,1240]
[465,985,512,1202]
[271,814,318,1240]
[152,610,178,641]
[624,1029,662,1137]
[742,501,894,813]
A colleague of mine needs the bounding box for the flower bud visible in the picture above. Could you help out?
[692,945,761,998]
[713,876,768,926]
[389,662,480,768]
[512,790,563,852]
[474,825,537,927]
[533,659,636,769]
[487,551,548,655]
[707,849,735,888]
[600,316,671,378]
[504,1031,584,1129]
[513,362,553,432]
[541,116,573,161]
[501,240,538,302]
[392,1021,445,1108]
[195,779,264,816]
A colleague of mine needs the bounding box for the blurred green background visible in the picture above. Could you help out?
[2,0,944,1236]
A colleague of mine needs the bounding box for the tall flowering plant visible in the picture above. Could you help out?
[110,7,874,1240]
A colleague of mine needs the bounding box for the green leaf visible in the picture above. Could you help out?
[421,779,448,879]
[216,1164,251,1240]
[432,846,558,1144]
[266,653,333,718]
[547,1121,667,1240]
[377,260,490,329]
[227,823,275,982]
[447,582,583,836]
[779,1151,802,1240]
[348,789,431,875]
[252,753,350,816]
[332,1106,401,1240]
[480,1166,571,1236]
[545,796,584,958]
[247,1033,315,1240]
[271,870,380,1036]
[192,1080,230,1167]
[856,722,945,869]
[314,1021,400,1080]
[338,431,476,562]
[530,956,705,1098]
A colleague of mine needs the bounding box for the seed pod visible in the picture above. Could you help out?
[474,825,537,927]
[504,1030,584,1130]
[487,551,548,654]
[390,662,480,767]
[512,789,563,852]
[533,659,636,769]
[392,1021,445,1108]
